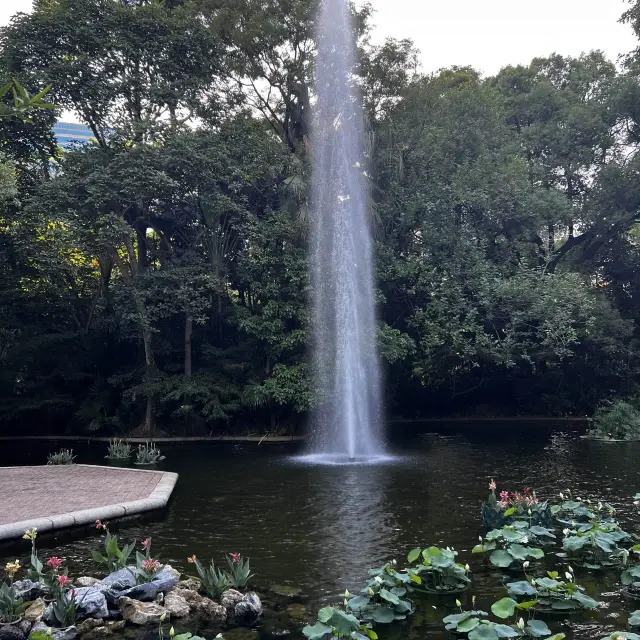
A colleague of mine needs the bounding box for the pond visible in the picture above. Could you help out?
[1,426,638,640]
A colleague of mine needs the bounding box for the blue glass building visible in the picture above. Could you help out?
[53,121,94,148]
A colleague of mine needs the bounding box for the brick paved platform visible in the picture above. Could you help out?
[0,464,177,541]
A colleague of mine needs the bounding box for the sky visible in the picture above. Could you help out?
[0,0,637,77]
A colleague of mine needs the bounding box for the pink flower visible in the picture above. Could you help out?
[489,480,496,491]
[57,575,72,587]
[46,557,64,571]
[95,520,106,530]
[523,487,531,495]
[526,496,539,507]
[229,553,241,564]
[512,492,524,503]
[142,537,151,550]
[499,499,509,508]
[142,559,160,575]
[499,491,509,501]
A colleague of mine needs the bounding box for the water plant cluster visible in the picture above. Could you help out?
[302,480,640,640]
[46,441,166,466]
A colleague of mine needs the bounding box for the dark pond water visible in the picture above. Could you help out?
[1,427,639,640]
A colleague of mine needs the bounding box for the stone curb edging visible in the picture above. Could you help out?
[0,464,178,542]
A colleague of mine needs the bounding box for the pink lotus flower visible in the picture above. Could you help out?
[489,480,496,491]
[229,553,241,564]
[46,557,64,571]
[142,559,160,575]
[499,491,509,501]
[57,575,72,587]
[142,537,151,550]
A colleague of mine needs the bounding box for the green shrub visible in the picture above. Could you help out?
[587,399,640,440]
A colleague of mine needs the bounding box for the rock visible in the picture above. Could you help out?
[163,593,189,619]
[74,588,109,620]
[118,596,169,626]
[24,599,46,624]
[13,581,45,601]
[154,594,164,605]
[30,623,79,640]
[172,588,202,605]
[76,578,100,589]
[220,589,244,610]
[269,585,302,600]
[234,593,262,626]
[18,622,32,638]
[106,566,180,603]
[0,623,26,640]
[175,579,200,592]
[80,628,110,640]
[192,598,226,624]
[97,570,136,606]
[77,620,104,635]
[284,604,308,621]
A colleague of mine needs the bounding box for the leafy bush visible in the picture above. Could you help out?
[105,439,133,460]
[587,399,640,440]
[47,449,76,465]
[135,442,165,465]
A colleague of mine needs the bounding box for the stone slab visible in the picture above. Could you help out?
[0,464,177,541]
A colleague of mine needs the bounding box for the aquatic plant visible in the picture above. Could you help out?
[482,480,552,529]
[0,582,27,623]
[562,519,630,569]
[225,553,253,589]
[187,555,229,598]
[506,569,598,612]
[91,520,135,573]
[407,546,471,593]
[52,587,81,627]
[135,442,165,465]
[551,495,615,525]
[346,561,416,624]
[303,606,377,640]
[47,448,76,465]
[443,597,566,640]
[473,528,545,569]
[105,438,133,460]
[586,399,640,440]
[129,538,161,585]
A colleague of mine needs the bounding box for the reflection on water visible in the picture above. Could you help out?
[1,428,639,639]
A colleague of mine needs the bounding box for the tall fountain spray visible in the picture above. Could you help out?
[308,0,384,462]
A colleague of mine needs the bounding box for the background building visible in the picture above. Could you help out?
[53,121,94,147]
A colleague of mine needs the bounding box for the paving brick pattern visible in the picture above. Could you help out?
[0,465,162,525]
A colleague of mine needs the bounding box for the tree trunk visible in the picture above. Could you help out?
[185,311,193,377]
[141,322,155,436]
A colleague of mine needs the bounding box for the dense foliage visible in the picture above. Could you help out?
[2,0,640,435]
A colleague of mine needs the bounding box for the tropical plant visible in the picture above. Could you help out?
[346,562,416,624]
[187,556,230,598]
[105,439,133,460]
[135,443,165,465]
[482,480,552,529]
[41,557,70,598]
[407,546,471,593]
[562,520,631,569]
[586,399,640,440]
[0,562,28,625]
[46,449,76,465]
[51,588,80,627]
[506,569,598,613]
[22,527,45,583]
[0,79,54,120]
[225,553,253,589]
[303,606,378,640]
[473,528,545,569]
[443,597,566,640]
[91,521,135,573]
[128,538,161,585]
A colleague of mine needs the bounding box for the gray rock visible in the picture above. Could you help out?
[220,589,244,610]
[0,623,26,640]
[171,588,202,605]
[13,581,45,601]
[163,593,189,619]
[75,578,100,589]
[100,566,180,604]
[175,579,200,592]
[30,623,79,640]
[234,593,262,626]
[192,598,226,624]
[18,622,32,638]
[77,620,104,635]
[118,596,168,626]
[23,599,45,624]
[42,588,108,625]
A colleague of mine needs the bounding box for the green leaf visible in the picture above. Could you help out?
[491,598,517,619]
[493,624,519,638]
[507,581,537,596]
[457,617,480,632]
[372,606,395,624]
[317,607,334,623]
[535,577,559,589]
[407,548,421,563]
[330,610,360,636]
[526,619,551,638]
[526,547,545,559]
[302,622,332,640]
[503,508,516,516]
[507,543,527,560]
[469,624,500,640]
[490,550,513,568]
[408,571,422,584]
[572,591,598,609]
[629,610,640,626]
[379,589,400,605]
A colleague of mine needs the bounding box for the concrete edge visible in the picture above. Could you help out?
[0,470,178,542]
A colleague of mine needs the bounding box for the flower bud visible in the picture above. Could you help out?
[517,618,525,630]
[465,564,470,572]
[455,599,461,608]
[169,628,175,638]
[523,561,530,569]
